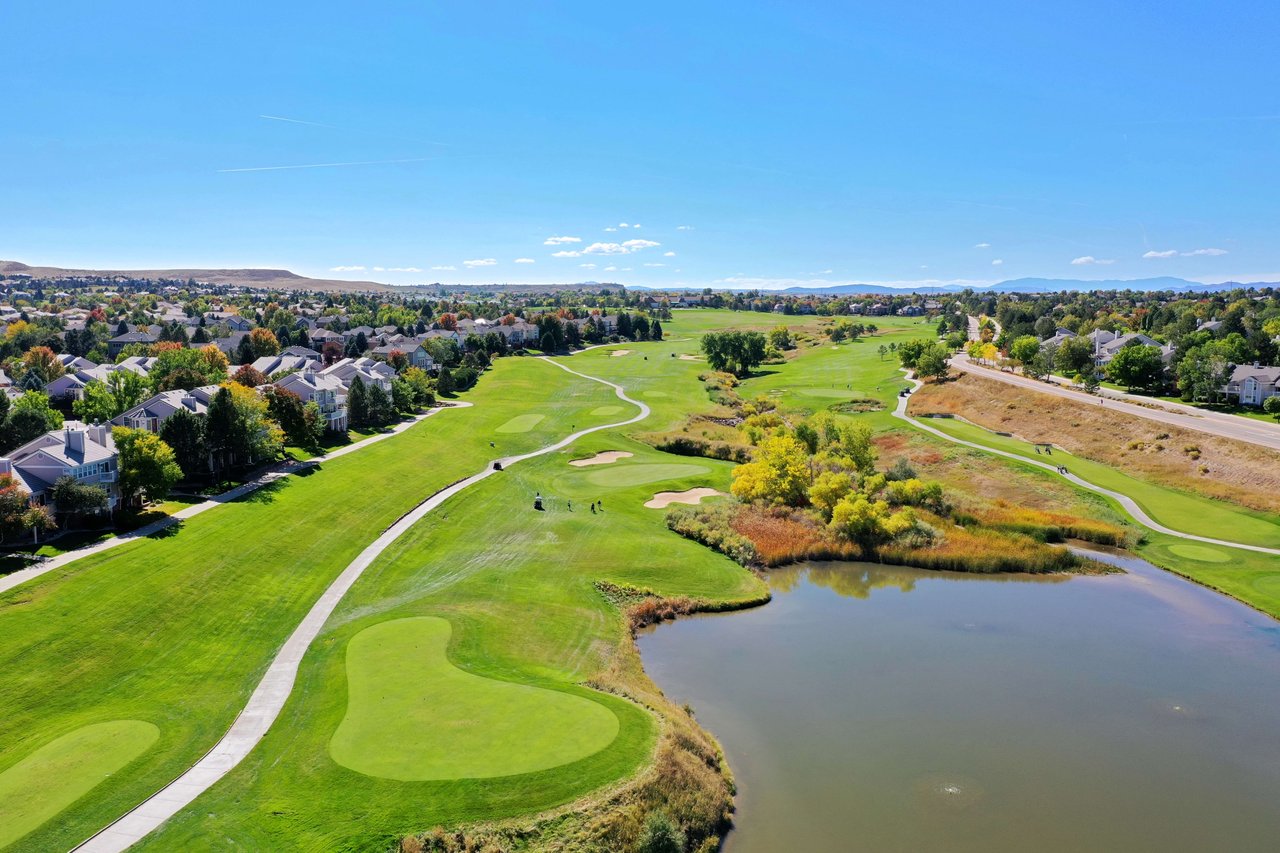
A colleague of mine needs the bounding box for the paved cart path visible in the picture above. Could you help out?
[76,358,649,852]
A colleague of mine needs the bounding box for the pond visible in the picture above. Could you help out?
[637,550,1280,852]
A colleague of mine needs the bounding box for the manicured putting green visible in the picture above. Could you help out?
[590,405,624,416]
[495,413,546,433]
[584,462,710,488]
[1167,543,1232,563]
[797,387,858,398]
[329,618,619,781]
[0,720,159,849]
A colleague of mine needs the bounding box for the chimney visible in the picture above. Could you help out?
[67,429,86,454]
[182,394,197,411]
[0,458,11,476]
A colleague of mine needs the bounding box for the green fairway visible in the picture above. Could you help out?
[590,405,624,416]
[0,721,158,850]
[330,617,619,781]
[0,357,620,852]
[916,415,1280,549]
[495,413,546,433]
[584,462,710,487]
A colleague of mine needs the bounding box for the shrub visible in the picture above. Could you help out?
[637,811,686,853]
[665,504,758,565]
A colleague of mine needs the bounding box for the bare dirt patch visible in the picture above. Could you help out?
[910,372,1280,513]
[568,451,634,467]
[610,349,632,357]
[644,488,724,509]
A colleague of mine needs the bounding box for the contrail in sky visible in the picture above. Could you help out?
[217,157,431,173]
[258,114,449,146]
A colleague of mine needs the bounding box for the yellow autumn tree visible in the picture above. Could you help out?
[730,434,812,506]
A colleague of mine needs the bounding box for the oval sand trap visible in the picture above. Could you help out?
[495,413,546,433]
[609,349,632,357]
[569,451,634,467]
[585,462,709,488]
[1167,543,1232,563]
[331,617,618,781]
[0,720,160,849]
[645,488,725,509]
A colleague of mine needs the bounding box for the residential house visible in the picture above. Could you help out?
[1087,330,1161,365]
[2,422,120,510]
[1223,364,1280,407]
[272,370,348,432]
[112,386,220,433]
[204,311,253,331]
[250,354,323,378]
[108,330,158,357]
[369,342,434,370]
[320,357,395,394]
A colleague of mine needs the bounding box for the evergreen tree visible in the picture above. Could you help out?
[366,384,394,426]
[650,318,662,339]
[617,312,633,339]
[347,376,369,427]
[236,335,255,365]
[159,408,206,479]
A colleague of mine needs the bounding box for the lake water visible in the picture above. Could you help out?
[637,551,1280,852]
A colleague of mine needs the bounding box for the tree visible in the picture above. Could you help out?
[729,435,812,506]
[769,326,794,351]
[650,318,663,340]
[1263,396,1280,420]
[829,493,917,554]
[20,346,64,385]
[914,341,951,380]
[1055,336,1095,378]
[231,365,269,387]
[205,384,283,476]
[701,330,768,377]
[247,328,280,358]
[159,407,206,478]
[347,376,370,427]
[635,811,685,853]
[51,475,108,525]
[1176,341,1233,403]
[151,346,228,391]
[0,475,54,543]
[808,470,855,520]
[73,380,118,424]
[1106,344,1166,392]
[113,427,183,506]
[263,384,313,445]
[366,384,395,426]
[401,367,436,408]
[1008,335,1041,367]
[235,335,256,365]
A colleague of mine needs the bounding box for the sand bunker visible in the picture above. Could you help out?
[644,488,724,509]
[678,354,700,361]
[610,349,632,357]
[569,451,634,467]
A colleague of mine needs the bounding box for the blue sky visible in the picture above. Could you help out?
[2,1,1277,289]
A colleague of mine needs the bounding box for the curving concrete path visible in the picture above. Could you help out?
[76,357,650,853]
[893,373,1280,557]
[0,405,465,598]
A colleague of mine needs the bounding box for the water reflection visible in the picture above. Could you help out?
[768,561,1070,599]
[638,550,1280,853]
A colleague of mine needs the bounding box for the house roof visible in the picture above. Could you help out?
[1228,364,1280,384]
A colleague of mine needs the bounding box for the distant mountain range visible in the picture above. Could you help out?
[636,276,1275,295]
[1,260,1272,296]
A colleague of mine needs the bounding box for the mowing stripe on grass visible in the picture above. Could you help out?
[496,414,546,433]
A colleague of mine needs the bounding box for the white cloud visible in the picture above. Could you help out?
[387,267,422,272]
[579,263,597,269]
[330,265,366,272]
[677,225,695,231]
[632,224,641,228]
[618,222,630,228]
[514,257,535,264]
[604,265,618,272]
[580,239,661,256]
[974,242,991,249]
[543,236,581,245]
[551,250,582,258]
[463,258,497,268]
[430,265,456,271]
[992,258,1004,266]
[1144,247,1229,259]
[643,263,666,268]
[604,227,618,232]
[1071,256,1114,265]
[1143,249,1178,259]
[663,251,676,257]
[1184,247,1228,256]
